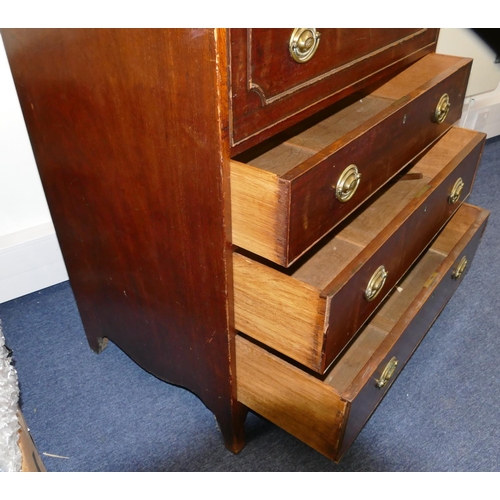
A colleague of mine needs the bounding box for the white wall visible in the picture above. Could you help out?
[437,28,500,97]
[0,35,68,304]
[0,36,52,236]
[437,28,500,138]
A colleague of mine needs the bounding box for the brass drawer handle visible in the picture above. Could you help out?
[365,265,388,302]
[449,177,465,204]
[452,255,468,280]
[376,356,398,388]
[336,164,361,202]
[434,93,451,123]
[289,28,321,63]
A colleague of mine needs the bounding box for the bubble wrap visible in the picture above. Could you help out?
[0,322,21,472]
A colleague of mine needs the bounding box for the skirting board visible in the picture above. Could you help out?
[0,222,68,304]
[458,93,500,139]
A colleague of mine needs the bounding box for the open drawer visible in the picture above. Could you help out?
[231,53,471,266]
[233,128,485,373]
[236,203,489,461]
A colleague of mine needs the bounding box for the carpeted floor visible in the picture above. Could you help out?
[1,135,499,472]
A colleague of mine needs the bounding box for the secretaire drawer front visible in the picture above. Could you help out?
[233,128,485,373]
[236,204,490,461]
[231,54,472,267]
[229,29,439,150]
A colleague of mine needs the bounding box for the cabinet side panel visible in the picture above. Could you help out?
[1,28,243,448]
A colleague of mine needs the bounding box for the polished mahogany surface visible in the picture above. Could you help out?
[1,28,245,451]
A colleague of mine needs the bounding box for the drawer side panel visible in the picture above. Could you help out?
[236,336,348,459]
[233,253,325,370]
[230,160,289,265]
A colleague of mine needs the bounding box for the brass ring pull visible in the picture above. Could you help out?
[375,356,398,388]
[452,255,468,280]
[365,265,388,302]
[335,164,361,202]
[434,93,451,124]
[449,177,465,204]
[289,28,321,63]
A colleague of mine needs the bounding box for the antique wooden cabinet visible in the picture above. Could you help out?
[1,29,489,462]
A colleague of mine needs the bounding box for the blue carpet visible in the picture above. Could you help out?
[1,136,499,472]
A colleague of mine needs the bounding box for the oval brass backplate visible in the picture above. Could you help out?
[434,93,451,124]
[365,265,388,302]
[289,28,321,63]
[449,177,465,204]
[375,356,398,389]
[336,164,361,202]
[452,255,468,280]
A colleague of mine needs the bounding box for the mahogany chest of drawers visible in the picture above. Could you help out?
[2,28,489,462]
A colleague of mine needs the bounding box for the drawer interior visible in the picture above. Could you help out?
[234,93,390,176]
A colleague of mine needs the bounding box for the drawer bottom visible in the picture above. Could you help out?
[236,203,489,461]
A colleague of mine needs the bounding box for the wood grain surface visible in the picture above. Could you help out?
[1,28,246,452]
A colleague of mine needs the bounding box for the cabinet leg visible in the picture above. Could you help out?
[87,335,108,354]
[216,402,248,454]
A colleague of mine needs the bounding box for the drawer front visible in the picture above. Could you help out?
[233,128,485,374]
[229,28,439,151]
[322,130,485,370]
[336,205,489,460]
[236,205,490,461]
[231,54,472,267]
[287,58,471,265]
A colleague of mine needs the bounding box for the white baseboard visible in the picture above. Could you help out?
[0,223,68,304]
[458,93,500,138]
